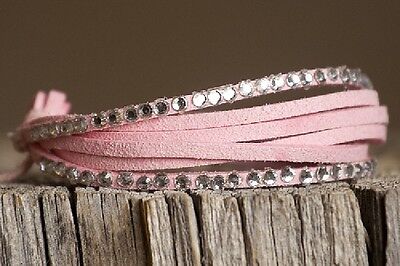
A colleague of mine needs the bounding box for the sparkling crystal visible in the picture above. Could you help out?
[45,161,56,174]
[271,75,285,91]
[195,174,210,189]
[286,72,301,87]
[340,67,350,83]
[97,171,113,186]
[48,124,60,137]
[314,69,326,83]
[208,90,221,105]
[257,77,272,93]
[66,167,80,181]
[154,101,169,115]
[300,169,314,184]
[38,126,49,138]
[192,92,207,107]
[80,171,95,185]
[117,172,134,187]
[316,166,330,182]
[281,166,295,183]
[175,174,191,190]
[363,160,375,178]
[263,169,277,186]
[360,73,373,89]
[299,71,313,86]
[54,162,66,176]
[222,86,236,101]
[238,80,253,96]
[124,107,138,122]
[346,164,355,178]
[138,103,153,118]
[353,163,364,178]
[137,175,152,190]
[211,175,225,190]
[171,97,187,111]
[73,118,88,132]
[39,160,49,172]
[327,68,339,81]
[60,122,74,134]
[153,173,170,189]
[349,68,361,83]
[226,172,241,188]
[332,164,345,179]
[247,171,261,188]
[91,113,106,128]
[108,109,122,124]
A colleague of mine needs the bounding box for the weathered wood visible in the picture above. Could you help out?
[0,175,399,265]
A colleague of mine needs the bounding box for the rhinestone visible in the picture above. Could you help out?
[346,163,355,178]
[300,169,314,184]
[211,175,225,190]
[247,171,261,188]
[80,171,95,185]
[124,107,138,122]
[226,172,241,188]
[363,161,374,178]
[327,68,339,81]
[286,72,301,87]
[299,71,313,86]
[73,118,88,132]
[107,109,122,124]
[31,127,41,141]
[38,126,49,139]
[360,73,373,89]
[195,174,210,189]
[45,161,56,174]
[138,103,153,118]
[66,167,80,181]
[316,166,330,182]
[117,172,134,187]
[48,124,60,137]
[175,174,191,190]
[137,175,152,190]
[257,77,272,93]
[91,113,106,128]
[263,169,277,186]
[60,122,74,135]
[314,69,326,83]
[171,97,187,111]
[97,171,113,186]
[54,162,66,176]
[238,80,253,96]
[281,166,295,183]
[208,90,221,105]
[353,163,364,178]
[222,86,236,101]
[271,75,285,91]
[154,101,169,115]
[349,69,361,83]
[340,68,350,83]
[192,92,207,107]
[332,164,345,179]
[39,160,49,172]
[153,173,170,189]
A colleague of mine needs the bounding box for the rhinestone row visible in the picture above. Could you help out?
[38,159,376,191]
[28,66,373,142]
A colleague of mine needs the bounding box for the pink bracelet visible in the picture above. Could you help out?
[6,66,388,191]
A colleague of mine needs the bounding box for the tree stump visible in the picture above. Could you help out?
[0,176,399,265]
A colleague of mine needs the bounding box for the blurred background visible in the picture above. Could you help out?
[0,2,399,171]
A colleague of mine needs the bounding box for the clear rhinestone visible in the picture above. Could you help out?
[346,163,355,178]
[211,175,225,190]
[54,162,66,176]
[257,77,272,93]
[107,109,122,124]
[316,166,330,182]
[271,75,285,91]
[80,171,95,185]
[154,101,169,115]
[314,69,326,83]
[192,92,207,107]
[48,124,60,137]
[247,171,261,188]
[66,167,80,182]
[340,67,350,83]
[226,172,241,188]
[73,118,88,132]
[222,86,236,101]
[195,174,210,189]
[208,90,221,105]
[299,71,313,86]
[281,166,295,183]
[263,169,277,186]
[327,68,339,81]
[332,164,345,179]
[117,172,134,187]
[360,73,373,89]
[153,173,170,189]
[286,72,301,87]
[97,171,113,186]
[138,103,153,118]
[91,113,106,128]
[37,126,49,139]
[238,80,253,96]
[353,163,364,178]
[349,69,361,83]
[363,161,374,178]
[171,97,187,111]
[175,174,191,190]
[300,169,314,184]
[137,175,152,190]
[45,161,56,174]
[60,122,74,134]
[39,160,49,172]
[30,127,41,141]
[124,106,138,122]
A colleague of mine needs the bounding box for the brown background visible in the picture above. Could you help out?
[0,2,399,168]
